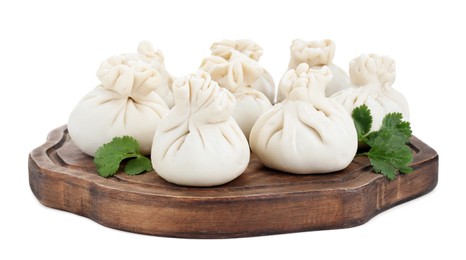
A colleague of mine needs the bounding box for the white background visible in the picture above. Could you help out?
[1,0,464,259]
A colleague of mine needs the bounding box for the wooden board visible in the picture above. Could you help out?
[29,125,438,238]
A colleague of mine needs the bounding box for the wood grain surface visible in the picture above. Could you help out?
[28,125,438,238]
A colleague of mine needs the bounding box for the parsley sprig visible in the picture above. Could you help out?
[93,136,153,177]
[352,105,413,180]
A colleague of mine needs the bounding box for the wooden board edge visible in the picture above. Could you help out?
[28,126,439,238]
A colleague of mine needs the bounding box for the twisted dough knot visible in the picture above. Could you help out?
[210,39,263,61]
[289,39,336,68]
[349,54,396,88]
[280,63,333,101]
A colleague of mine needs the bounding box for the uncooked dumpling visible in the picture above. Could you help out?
[211,39,263,61]
[137,41,175,107]
[200,51,272,139]
[151,71,250,187]
[331,54,410,132]
[277,39,349,101]
[200,52,263,90]
[209,39,275,103]
[250,64,357,174]
[68,42,169,156]
[231,87,272,139]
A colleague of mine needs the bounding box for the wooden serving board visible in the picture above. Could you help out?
[29,126,438,238]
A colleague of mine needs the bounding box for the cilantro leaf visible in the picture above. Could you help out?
[368,141,413,180]
[93,136,152,177]
[352,106,413,180]
[352,104,372,141]
[368,128,406,151]
[381,113,412,142]
[125,156,153,175]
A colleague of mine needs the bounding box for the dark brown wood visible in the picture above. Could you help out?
[29,125,438,238]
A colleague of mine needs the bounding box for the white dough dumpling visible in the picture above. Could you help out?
[68,41,170,156]
[200,51,272,139]
[231,88,271,139]
[331,54,410,132]
[137,41,175,108]
[151,71,250,187]
[68,42,168,156]
[209,39,275,103]
[277,39,349,101]
[211,39,264,61]
[250,64,357,174]
[200,52,263,90]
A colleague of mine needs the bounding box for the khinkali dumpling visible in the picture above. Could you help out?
[68,42,169,156]
[277,39,349,101]
[231,88,272,139]
[211,39,263,61]
[137,41,175,107]
[250,64,357,174]
[331,54,410,132]
[151,71,250,187]
[209,39,275,103]
[200,51,272,139]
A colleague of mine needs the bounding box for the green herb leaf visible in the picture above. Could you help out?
[352,106,413,180]
[381,112,412,142]
[93,136,152,177]
[368,144,413,181]
[352,104,372,141]
[124,156,153,175]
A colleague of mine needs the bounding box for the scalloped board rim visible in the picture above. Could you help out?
[28,125,438,238]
